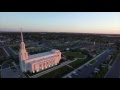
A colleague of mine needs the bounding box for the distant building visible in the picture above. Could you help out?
[19,32,61,73]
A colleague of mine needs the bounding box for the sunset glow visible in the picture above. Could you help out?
[0,12,120,34]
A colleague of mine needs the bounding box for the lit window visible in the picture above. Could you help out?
[37,69,39,72]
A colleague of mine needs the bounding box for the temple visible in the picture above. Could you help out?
[19,31,61,73]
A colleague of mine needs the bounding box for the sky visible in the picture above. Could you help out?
[0,12,120,34]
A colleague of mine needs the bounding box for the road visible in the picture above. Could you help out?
[105,54,120,78]
[63,48,116,78]
[2,47,10,57]
[63,49,109,78]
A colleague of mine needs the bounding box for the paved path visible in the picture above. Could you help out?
[66,65,74,69]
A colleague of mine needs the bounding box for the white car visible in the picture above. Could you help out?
[95,68,100,71]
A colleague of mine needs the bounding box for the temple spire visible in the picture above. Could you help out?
[19,27,28,62]
[21,28,24,42]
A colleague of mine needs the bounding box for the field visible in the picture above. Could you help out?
[40,66,73,78]
[68,59,87,69]
[63,51,85,60]
[89,59,96,64]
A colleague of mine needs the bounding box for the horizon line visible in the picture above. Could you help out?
[0,31,120,35]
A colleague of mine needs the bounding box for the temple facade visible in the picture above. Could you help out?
[19,32,61,73]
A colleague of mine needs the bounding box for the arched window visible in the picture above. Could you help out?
[32,64,35,73]
[44,62,45,68]
[41,63,44,70]
[39,64,41,70]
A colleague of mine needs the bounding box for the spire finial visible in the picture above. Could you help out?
[21,28,24,42]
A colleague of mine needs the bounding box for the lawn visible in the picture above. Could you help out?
[68,59,88,69]
[109,53,118,66]
[89,59,96,65]
[94,66,108,78]
[39,66,73,78]
[63,51,85,58]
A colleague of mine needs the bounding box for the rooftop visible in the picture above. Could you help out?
[28,49,58,59]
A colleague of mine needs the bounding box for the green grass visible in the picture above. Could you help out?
[109,59,115,66]
[94,66,108,78]
[89,59,96,64]
[39,66,73,78]
[63,51,85,60]
[109,53,119,66]
[68,59,87,69]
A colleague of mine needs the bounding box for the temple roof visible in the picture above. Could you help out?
[29,51,53,59]
[28,49,59,59]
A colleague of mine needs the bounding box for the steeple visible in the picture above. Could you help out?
[21,28,24,42]
[19,28,28,72]
[19,28,28,61]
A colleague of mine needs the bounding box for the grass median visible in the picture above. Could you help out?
[63,51,85,60]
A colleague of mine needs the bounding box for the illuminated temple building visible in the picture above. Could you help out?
[19,32,61,73]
